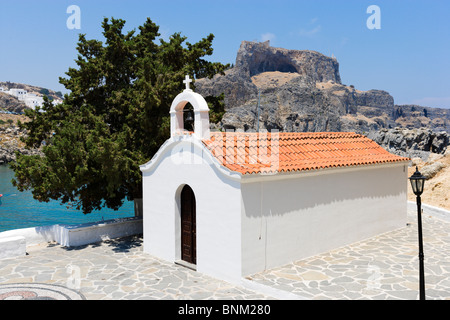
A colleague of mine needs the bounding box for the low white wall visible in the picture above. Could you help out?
[55,217,143,247]
[407,201,450,222]
[0,217,142,250]
[0,225,57,248]
[241,163,408,276]
[0,236,26,259]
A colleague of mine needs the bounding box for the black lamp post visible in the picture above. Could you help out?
[409,166,426,300]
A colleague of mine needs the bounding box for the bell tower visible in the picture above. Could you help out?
[169,75,210,140]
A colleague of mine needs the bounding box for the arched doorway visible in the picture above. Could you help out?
[181,185,196,264]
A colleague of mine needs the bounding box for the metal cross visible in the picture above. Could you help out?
[183,75,192,91]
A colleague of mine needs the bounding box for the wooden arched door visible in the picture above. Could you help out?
[181,185,196,264]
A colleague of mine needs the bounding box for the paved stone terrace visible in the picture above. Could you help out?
[0,206,450,300]
[249,207,450,300]
[0,237,272,300]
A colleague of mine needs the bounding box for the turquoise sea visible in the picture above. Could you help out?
[0,165,134,232]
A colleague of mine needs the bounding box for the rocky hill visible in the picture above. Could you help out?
[0,82,62,164]
[196,40,449,159]
[197,40,341,113]
[0,81,62,113]
[0,92,24,113]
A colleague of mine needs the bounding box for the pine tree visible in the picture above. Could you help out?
[11,17,228,214]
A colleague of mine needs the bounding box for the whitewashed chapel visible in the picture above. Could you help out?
[140,76,409,282]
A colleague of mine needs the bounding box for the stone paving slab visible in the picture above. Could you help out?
[0,236,273,300]
[248,207,450,300]
[1,206,450,300]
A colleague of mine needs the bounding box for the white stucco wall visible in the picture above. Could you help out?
[240,163,408,276]
[141,136,243,282]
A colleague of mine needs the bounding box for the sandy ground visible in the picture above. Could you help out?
[0,113,28,125]
[407,149,450,211]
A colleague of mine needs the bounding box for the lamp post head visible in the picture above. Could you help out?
[409,166,426,196]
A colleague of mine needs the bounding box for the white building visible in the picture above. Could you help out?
[7,88,28,100]
[24,93,44,109]
[2,88,48,109]
[140,77,410,283]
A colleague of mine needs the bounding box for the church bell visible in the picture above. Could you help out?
[184,109,194,132]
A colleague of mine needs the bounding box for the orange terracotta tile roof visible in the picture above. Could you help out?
[202,131,409,175]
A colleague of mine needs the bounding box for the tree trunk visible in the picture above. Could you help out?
[134,198,143,217]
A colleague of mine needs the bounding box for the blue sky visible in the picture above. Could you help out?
[0,0,449,108]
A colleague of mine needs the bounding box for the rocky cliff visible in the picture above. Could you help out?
[234,40,341,82]
[195,40,449,157]
[0,114,42,165]
[368,128,449,160]
[197,40,341,111]
[0,126,42,165]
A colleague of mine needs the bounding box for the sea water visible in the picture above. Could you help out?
[0,165,134,232]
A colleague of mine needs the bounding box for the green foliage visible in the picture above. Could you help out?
[39,88,50,96]
[11,17,229,214]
